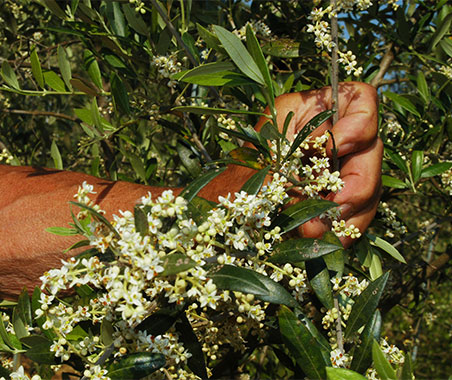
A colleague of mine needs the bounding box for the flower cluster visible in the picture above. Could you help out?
[378,202,407,238]
[307,1,398,77]
[438,63,452,80]
[30,132,361,378]
[129,0,146,14]
[151,54,182,88]
[0,148,13,163]
[441,166,452,196]
[234,20,272,40]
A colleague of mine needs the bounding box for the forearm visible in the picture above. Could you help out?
[0,164,253,299]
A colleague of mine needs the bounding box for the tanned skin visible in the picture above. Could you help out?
[0,82,382,299]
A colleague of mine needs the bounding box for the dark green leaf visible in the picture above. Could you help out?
[134,206,148,237]
[107,353,166,379]
[384,91,420,118]
[69,201,120,238]
[105,1,126,37]
[177,143,201,177]
[182,32,200,63]
[322,232,344,277]
[262,39,305,58]
[25,341,55,364]
[138,307,183,336]
[111,73,130,115]
[180,167,227,202]
[240,166,270,195]
[420,162,452,178]
[84,50,103,89]
[282,111,294,140]
[344,272,389,340]
[306,257,333,309]
[213,25,265,85]
[385,149,408,174]
[122,3,148,35]
[269,238,342,264]
[279,305,328,379]
[246,24,274,104]
[273,199,337,234]
[439,38,452,58]
[196,23,224,53]
[65,325,89,340]
[430,12,452,50]
[350,310,382,373]
[401,351,413,380]
[17,288,32,327]
[416,71,429,103]
[411,150,424,183]
[212,265,298,308]
[381,175,408,189]
[12,307,28,340]
[176,315,207,378]
[295,309,331,356]
[288,110,334,158]
[372,340,397,380]
[43,70,66,92]
[20,335,50,348]
[229,147,264,169]
[260,122,282,140]
[186,197,216,224]
[30,47,44,88]
[326,367,367,380]
[101,319,114,346]
[1,61,20,89]
[174,62,235,80]
[159,254,197,277]
[57,45,72,90]
[41,0,66,19]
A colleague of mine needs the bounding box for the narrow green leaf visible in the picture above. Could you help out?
[176,315,207,379]
[430,12,452,50]
[273,199,337,234]
[17,289,32,327]
[111,73,130,115]
[367,234,406,264]
[401,351,413,380]
[322,232,344,277]
[213,25,265,85]
[182,32,200,63]
[381,175,408,189]
[69,201,120,238]
[282,111,294,140]
[25,341,55,364]
[30,47,44,88]
[20,335,50,348]
[416,71,429,103]
[385,149,408,174]
[279,305,328,379]
[108,353,166,379]
[57,45,72,90]
[260,122,282,140]
[101,319,114,347]
[137,307,183,336]
[127,152,147,183]
[344,272,389,340]
[439,38,452,58]
[212,265,298,308]
[350,310,382,373]
[186,197,215,224]
[411,150,424,183]
[41,0,67,19]
[306,257,333,309]
[369,250,383,281]
[246,24,274,104]
[84,50,103,89]
[122,3,148,35]
[384,91,420,118]
[197,23,224,53]
[269,238,342,264]
[180,167,227,202]
[177,143,201,177]
[50,140,63,170]
[105,1,126,37]
[45,226,78,236]
[420,162,452,178]
[262,39,306,58]
[12,307,28,340]
[372,340,397,380]
[134,206,148,237]
[159,254,197,277]
[326,367,367,380]
[240,166,270,195]
[288,110,334,158]
[174,62,235,81]
[1,61,20,89]
[43,70,66,92]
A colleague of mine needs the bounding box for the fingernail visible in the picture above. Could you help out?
[339,203,353,219]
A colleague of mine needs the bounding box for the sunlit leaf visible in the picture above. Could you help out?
[84,50,103,90]
[326,367,367,380]
[1,61,20,89]
[381,175,408,189]
[180,167,227,202]
[372,340,397,380]
[420,162,452,178]
[57,45,72,90]
[367,234,406,264]
[30,47,44,88]
[43,70,66,92]
[384,91,420,118]
[240,166,270,195]
[411,150,424,183]
[213,25,265,85]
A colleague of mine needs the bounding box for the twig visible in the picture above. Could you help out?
[330,0,339,126]
[370,43,394,88]
[3,109,78,122]
[334,297,344,353]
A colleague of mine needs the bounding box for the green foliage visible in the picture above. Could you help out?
[0,0,450,379]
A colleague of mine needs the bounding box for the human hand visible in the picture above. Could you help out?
[254,81,382,248]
